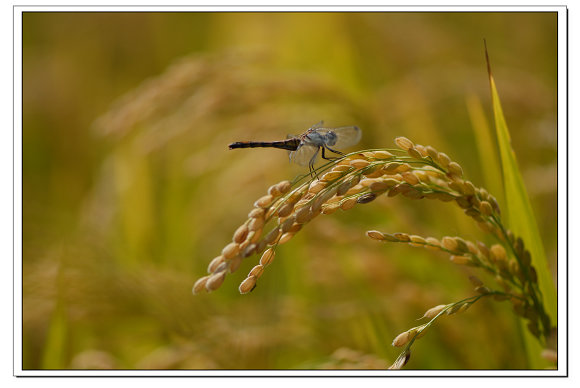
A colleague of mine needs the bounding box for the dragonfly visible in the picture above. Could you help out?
[228,121,362,172]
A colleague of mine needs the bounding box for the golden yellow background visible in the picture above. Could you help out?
[22,12,557,370]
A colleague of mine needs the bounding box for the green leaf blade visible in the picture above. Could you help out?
[488,71,557,369]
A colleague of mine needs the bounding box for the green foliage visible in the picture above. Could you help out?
[466,94,504,207]
[487,59,557,368]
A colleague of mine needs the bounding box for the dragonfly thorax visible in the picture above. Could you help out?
[305,130,337,147]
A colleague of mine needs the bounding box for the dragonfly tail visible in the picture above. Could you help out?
[229,139,300,151]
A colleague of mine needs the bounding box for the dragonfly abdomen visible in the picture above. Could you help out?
[228,138,301,151]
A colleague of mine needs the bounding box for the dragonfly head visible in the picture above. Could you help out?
[324,131,338,146]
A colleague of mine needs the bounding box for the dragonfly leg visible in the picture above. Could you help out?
[321,146,344,161]
[325,146,344,156]
[309,147,320,178]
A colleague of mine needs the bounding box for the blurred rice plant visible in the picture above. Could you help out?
[22,12,557,370]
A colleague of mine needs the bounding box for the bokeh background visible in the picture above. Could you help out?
[22,11,557,370]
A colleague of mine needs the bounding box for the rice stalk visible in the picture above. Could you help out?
[192,135,555,369]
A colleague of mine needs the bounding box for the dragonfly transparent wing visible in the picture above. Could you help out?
[317,126,362,149]
[288,143,319,166]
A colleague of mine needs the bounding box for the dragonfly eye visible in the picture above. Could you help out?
[325,131,338,146]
